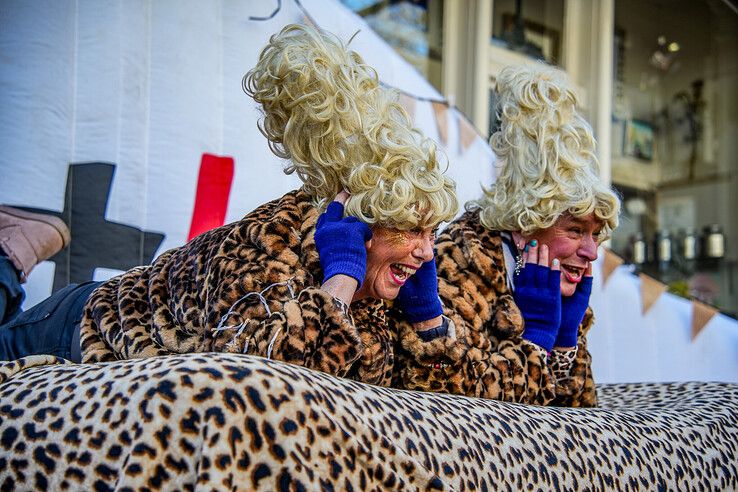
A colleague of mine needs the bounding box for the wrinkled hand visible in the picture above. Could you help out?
[557,265,593,348]
[396,258,443,324]
[514,241,561,352]
[315,199,372,287]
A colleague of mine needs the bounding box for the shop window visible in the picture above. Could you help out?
[610,0,738,316]
[340,0,444,91]
[490,0,564,65]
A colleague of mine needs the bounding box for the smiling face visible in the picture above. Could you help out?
[353,226,436,302]
[528,213,602,297]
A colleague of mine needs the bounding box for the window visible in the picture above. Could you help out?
[339,0,444,90]
[490,0,564,65]
[610,0,738,315]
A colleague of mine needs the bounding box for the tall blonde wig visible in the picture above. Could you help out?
[243,24,457,230]
[470,63,620,239]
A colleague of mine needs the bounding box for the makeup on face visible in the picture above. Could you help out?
[353,226,436,301]
[527,213,602,296]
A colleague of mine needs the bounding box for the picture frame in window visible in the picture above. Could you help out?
[625,119,655,162]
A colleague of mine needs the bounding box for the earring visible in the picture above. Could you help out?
[513,241,525,276]
[514,253,525,276]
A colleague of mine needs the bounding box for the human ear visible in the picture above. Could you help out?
[511,231,528,251]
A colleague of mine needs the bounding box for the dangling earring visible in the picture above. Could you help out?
[514,252,525,276]
[514,241,525,276]
[509,233,526,275]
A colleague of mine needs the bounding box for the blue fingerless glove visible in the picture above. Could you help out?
[513,264,562,353]
[395,258,444,324]
[557,276,593,348]
[314,201,373,287]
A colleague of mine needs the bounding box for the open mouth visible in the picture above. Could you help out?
[561,264,585,283]
[389,263,417,285]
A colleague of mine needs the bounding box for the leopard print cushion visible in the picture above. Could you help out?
[1,354,736,490]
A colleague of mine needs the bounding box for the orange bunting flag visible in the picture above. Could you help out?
[399,92,416,121]
[458,114,478,153]
[602,249,624,285]
[691,300,718,340]
[431,101,449,146]
[639,273,668,315]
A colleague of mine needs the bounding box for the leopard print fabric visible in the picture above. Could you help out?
[1,354,736,490]
[80,189,393,386]
[394,211,595,406]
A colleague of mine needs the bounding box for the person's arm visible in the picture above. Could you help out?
[257,195,373,376]
[207,192,372,379]
[550,308,597,407]
[315,192,371,305]
[240,286,364,377]
[394,256,446,339]
[549,265,597,407]
[321,274,358,307]
[204,254,366,377]
[513,242,562,353]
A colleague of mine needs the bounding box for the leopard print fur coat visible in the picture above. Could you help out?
[394,211,595,407]
[80,189,395,385]
[1,353,736,490]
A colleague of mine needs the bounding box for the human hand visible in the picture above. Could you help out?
[514,240,562,352]
[396,257,444,324]
[556,264,593,348]
[315,194,373,287]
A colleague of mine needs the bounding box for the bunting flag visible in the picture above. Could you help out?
[691,300,719,340]
[431,101,449,146]
[602,249,624,285]
[458,114,479,153]
[398,92,416,121]
[639,273,668,315]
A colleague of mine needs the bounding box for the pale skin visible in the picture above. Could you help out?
[512,212,602,350]
[320,191,443,330]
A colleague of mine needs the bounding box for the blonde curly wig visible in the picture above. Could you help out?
[469,63,620,240]
[243,24,457,230]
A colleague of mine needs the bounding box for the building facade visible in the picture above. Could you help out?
[342,0,738,316]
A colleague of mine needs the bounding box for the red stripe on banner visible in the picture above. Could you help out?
[188,153,234,241]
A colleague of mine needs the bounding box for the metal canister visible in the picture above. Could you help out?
[682,228,697,260]
[633,232,647,265]
[704,224,725,259]
[655,230,672,263]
